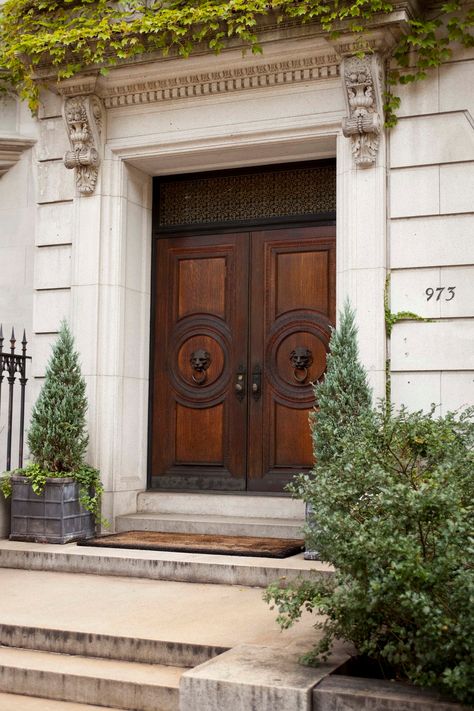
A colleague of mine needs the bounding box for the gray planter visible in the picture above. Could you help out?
[304,501,320,560]
[0,476,11,539]
[10,475,95,544]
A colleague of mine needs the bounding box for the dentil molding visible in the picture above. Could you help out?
[62,94,105,196]
[99,53,340,108]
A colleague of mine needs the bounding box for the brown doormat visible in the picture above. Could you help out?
[78,530,304,558]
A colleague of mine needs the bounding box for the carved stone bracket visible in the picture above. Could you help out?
[62,94,104,195]
[341,54,384,167]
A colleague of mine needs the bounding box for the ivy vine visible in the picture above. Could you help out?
[384,274,430,338]
[0,0,473,115]
[384,274,431,405]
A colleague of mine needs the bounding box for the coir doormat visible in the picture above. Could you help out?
[78,530,304,558]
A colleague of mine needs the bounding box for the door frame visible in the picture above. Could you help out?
[63,60,388,519]
[147,161,336,490]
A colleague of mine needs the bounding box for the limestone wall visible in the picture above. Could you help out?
[0,97,37,483]
[389,50,474,413]
[1,32,473,526]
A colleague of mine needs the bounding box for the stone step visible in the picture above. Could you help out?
[116,512,304,539]
[0,568,321,668]
[0,540,331,587]
[0,623,226,668]
[0,646,184,711]
[0,567,347,711]
[138,491,304,519]
[0,692,126,710]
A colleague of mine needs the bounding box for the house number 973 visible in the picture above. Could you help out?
[425,287,456,301]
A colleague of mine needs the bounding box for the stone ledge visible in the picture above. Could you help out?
[0,136,36,178]
[313,675,469,711]
[180,644,349,711]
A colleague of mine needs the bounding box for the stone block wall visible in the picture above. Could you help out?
[1,33,473,530]
[0,97,37,478]
[33,90,74,391]
[389,51,474,413]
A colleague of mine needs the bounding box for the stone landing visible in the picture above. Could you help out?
[0,539,331,587]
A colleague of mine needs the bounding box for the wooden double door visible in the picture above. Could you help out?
[151,226,336,492]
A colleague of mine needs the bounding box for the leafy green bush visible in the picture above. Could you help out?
[1,0,473,119]
[1,322,105,523]
[265,309,474,704]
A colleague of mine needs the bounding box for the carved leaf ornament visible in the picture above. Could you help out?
[341,55,383,167]
[62,95,104,195]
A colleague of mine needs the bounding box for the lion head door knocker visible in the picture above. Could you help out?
[190,349,212,385]
[289,347,313,383]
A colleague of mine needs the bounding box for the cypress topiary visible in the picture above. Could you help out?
[302,301,373,559]
[311,299,373,465]
[27,321,88,472]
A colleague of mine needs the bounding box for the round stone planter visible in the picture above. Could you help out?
[10,475,95,544]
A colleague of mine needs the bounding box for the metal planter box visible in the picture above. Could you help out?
[10,475,95,544]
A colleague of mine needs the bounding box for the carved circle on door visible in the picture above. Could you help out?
[169,320,231,404]
[266,312,330,401]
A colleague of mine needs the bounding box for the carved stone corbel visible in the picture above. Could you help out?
[62,94,104,195]
[341,54,384,167]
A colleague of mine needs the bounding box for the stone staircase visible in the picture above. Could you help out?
[116,491,306,540]
[0,493,335,710]
[0,566,338,710]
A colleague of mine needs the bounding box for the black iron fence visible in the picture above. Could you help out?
[0,326,30,471]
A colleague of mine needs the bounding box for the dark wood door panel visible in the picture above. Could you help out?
[151,225,336,493]
[151,233,249,490]
[248,226,336,492]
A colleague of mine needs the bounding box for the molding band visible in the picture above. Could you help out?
[0,136,36,178]
[101,54,340,108]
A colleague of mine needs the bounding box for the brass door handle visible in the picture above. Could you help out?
[251,364,262,401]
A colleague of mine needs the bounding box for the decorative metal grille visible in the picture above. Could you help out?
[158,164,336,228]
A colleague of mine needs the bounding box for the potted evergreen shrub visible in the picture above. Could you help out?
[1,321,103,543]
[304,301,372,559]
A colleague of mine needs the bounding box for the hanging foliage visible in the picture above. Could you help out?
[0,0,473,116]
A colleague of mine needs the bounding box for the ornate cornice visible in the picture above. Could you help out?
[62,94,105,196]
[57,76,98,98]
[101,53,340,108]
[0,136,36,178]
